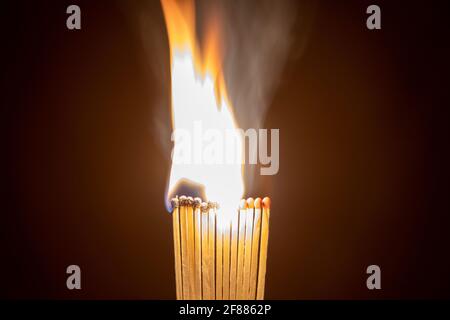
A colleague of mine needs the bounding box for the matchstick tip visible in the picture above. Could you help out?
[239,199,247,209]
[246,197,255,208]
[171,197,179,209]
[178,195,188,206]
[254,197,262,209]
[201,202,209,212]
[194,197,202,207]
[262,197,271,209]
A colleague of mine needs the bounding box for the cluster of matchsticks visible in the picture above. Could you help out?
[171,196,271,300]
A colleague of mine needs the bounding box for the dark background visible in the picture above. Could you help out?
[1,0,449,299]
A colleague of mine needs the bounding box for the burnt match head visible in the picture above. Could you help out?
[193,197,202,208]
[263,197,271,209]
[170,197,179,209]
[210,201,219,210]
[178,195,191,206]
[200,202,209,213]
[178,195,187,207]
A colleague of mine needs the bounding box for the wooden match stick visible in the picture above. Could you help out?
[229,202,240,299]
[193,197,202,300]
[186,197,196,299]
[216,210,223,299]
[208,204,216,299]
[201,202,210,299]
[179,196,189,299]
[243,198,255,299]
[171,197,182,300]
[236,199,247,299]
[222,216,231,300]
[257,197,271,300]
[249,197,262,299]
[172,195,270,300]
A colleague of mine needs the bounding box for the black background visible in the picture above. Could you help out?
[1,0,449,299]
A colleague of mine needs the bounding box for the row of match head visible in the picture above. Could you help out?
[240,197,271,210]
[171,196,271,211]
[171,196,219,211]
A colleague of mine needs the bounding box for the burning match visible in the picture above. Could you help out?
[161,0,274,300]
[172,196,271,300]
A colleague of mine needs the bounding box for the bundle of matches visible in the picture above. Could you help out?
[171,195,271,300]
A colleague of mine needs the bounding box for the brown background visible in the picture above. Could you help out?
[2,0,449,299]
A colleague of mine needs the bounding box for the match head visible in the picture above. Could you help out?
[247,197,255,209]
[262,197,271,209]
[170,197,179,209]
[178,195,187,206]
[239,199,247,210]
[206,201,218,210]
[193,197,202,207]
[254,197,262,209]
[201,202,209,213]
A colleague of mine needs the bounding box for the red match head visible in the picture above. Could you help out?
[254,197,262,209]
[262,197,271,209]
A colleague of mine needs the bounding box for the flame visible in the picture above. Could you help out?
[162,0,244,214]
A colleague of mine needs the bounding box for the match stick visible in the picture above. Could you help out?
[216,209,223,299]
[256,197,271,300]
[243,198,255,299]
[172,195,271,300]
[236,199,247,299]
[171,197,182,300]
[208,204,216,299]
[193,197,202,300]
[249,197,262,299]
[201,202,210,299]
[222,216,231,299]
[179,196,190,299]
[229,201,240,299]
[186,197,196,299]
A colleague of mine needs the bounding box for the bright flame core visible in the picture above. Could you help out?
[162,0,244,214]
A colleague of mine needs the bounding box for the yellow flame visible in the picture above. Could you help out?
[162,0,244,213]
